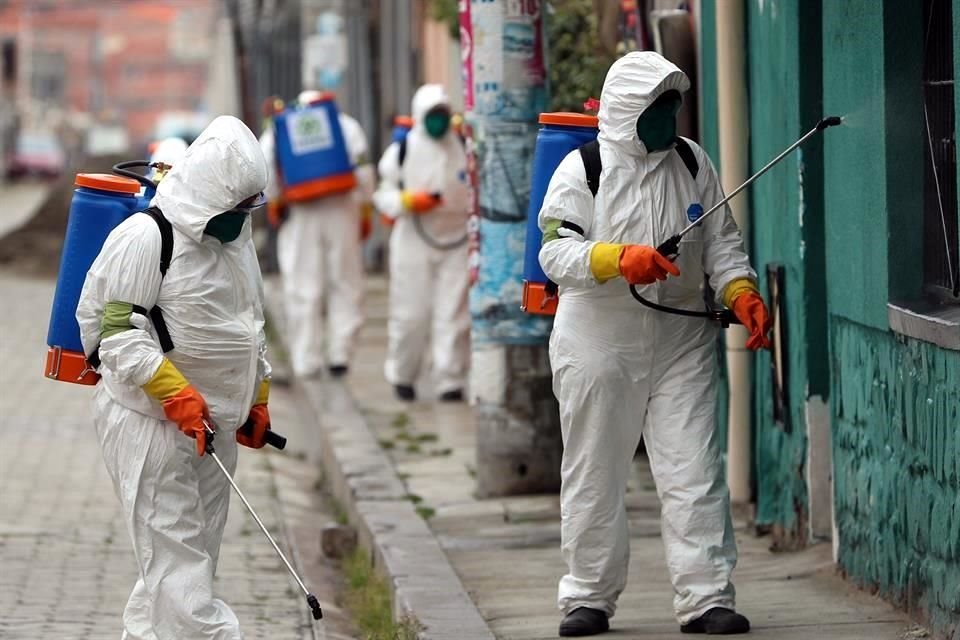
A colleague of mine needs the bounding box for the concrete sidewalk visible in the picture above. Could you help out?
[280,274,918,640]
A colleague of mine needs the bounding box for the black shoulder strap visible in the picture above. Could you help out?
[578,140,602,197]
[140,206,174,354]
[398,136,408,169]
[674,137,700,180]
[142,206,173,277]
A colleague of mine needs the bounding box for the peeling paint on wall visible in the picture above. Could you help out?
[832,318,960,635]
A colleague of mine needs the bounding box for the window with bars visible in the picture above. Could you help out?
[922,0,959,302]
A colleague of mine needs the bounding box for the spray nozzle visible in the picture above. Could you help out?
[817,116,843,130]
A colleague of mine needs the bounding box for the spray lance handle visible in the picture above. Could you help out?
[656,234,683,261]
[203,420,287,455]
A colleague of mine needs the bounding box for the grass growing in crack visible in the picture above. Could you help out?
[391,413,410,429]
[378,438,396,450]
[406,493,423,505]
[343,548,424,640]
[414,432,438,443]
[429,448,453,457]
[415,506,436,521]
[330,496,349,526]
[405,443,422,454]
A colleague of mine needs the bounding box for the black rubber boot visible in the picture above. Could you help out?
[558,607,609,637]
[394,384,416,402]
[439,389,464,402]
[680,608,750,635]
[328,364,349,378]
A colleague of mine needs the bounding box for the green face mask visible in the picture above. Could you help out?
[424,109,451,139]
[204,210,248,243]
[635,91,682,152]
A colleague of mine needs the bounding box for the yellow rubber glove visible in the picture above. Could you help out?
[721,278,759,309]
[589,243,626,283]
[142,359,210,456]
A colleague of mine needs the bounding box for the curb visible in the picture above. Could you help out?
[291,377,496,640]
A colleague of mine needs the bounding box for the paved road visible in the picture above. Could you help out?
[0,273,356,639]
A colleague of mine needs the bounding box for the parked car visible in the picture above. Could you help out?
[8,132,66,178]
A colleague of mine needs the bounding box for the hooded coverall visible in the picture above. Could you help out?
[373,84,471,395]
[261,104,375,377]
[538,52,756,624]
[77,116,270,640]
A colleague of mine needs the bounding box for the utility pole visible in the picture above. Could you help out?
[460,0,562,497]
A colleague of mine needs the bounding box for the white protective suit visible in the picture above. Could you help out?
[261,99,375,376]
[77,116,270,640]
[538,52,755,623]
[373,84,471,394]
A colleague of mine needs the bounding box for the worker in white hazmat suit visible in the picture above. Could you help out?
[77,115,274,640]
[538,52,771,636]
[261,90,375,379]
[373,84,470,402]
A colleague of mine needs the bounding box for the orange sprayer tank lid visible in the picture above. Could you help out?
[394,115,414,128]
[75,173,141,195]
[538,112,599,128]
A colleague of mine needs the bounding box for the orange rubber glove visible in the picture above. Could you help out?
[143,359,211,456]
[161,387,211,456]
[618,244,681,285]
[400,190,442,214]
[237,405,271,449]
[731,292,773,351]
[379,213,396,228]
[237,379,271,449]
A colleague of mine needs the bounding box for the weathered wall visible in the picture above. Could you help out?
[832,319,960,634]
[823,1,960,635]
[745,0,825,541]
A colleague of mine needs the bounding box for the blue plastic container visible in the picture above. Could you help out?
[45,173,144,384]
[392,115,413,144]
[521,113,598,315]
[273,94,356,202]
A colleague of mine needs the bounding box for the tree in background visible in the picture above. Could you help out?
[429,0,618,112]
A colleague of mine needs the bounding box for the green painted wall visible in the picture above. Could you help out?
[956,0,960,257]
[746,0,825,539]
[698,0,720,163]
[832,318,960,634]
[822,0,923,327]
[823,1,960,634]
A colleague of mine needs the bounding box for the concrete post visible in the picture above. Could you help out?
[460,0,562,497]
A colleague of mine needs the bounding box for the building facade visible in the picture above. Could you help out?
[700,0,960,635]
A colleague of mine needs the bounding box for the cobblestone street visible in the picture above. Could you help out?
[0,272,355,640]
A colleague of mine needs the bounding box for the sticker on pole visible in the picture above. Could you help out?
[285,110,334,156]
[687,203,704,223]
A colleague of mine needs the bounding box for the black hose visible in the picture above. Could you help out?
[112,160,159,189]
[412,214,468,251]
[629,284,740,327]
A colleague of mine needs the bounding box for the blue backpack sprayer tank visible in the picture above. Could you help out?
[273,92,356,203]
[521,112,598,315]
[44,164,158,385]
[392,114,414,143]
